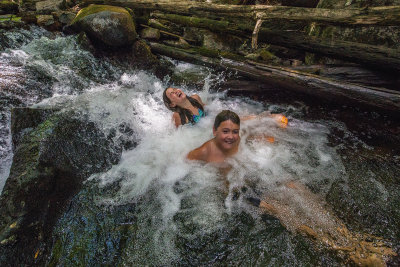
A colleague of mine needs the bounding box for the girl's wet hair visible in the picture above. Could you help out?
[163,87,204,125]
[213,110,240,129]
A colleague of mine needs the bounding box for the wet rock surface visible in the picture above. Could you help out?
[69,4,137,50]
[0,109,122,266]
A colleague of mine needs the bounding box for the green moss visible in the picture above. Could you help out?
[220,51,245,61]
[71,4,131,25]
[195,46,219,58]
[259,49,276,61]
[0,16,21,22]
[0,0,18,10]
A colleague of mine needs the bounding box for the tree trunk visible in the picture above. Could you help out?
[151,13,400,73]
[149,42,400,113]
[82,0,400,26]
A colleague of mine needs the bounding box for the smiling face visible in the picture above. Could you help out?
[213,120,240,151]
[165,87,186,108]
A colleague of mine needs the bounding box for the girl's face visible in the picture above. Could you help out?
[213,120,240,151]
[166,88,186,107]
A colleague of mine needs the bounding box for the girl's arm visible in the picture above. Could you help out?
[172,112,182,128]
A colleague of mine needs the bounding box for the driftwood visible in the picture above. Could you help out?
[82,0,400,26]
[140,24,196,43]
[151,13,400,73]
[149,42,400,113]
[81,0,400,72]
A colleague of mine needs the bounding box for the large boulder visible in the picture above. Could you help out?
[69,4,137,49]
[0,108,122,265]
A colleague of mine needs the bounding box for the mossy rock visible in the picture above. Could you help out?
[0,0,18,14]
[131,39,173,78]
[139,27,160,40]
[70,4,137,49]
[47,181,138,266]
[0,109,122,266]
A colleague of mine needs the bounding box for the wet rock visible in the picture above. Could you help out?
[0,16,25,29]
[132,39,159,66]
[0,109,122,266]
[69,4,137,50]
[0,0,18,14]
[76,31,95,52]
[20,11,36,24]
[47,181,138,266]
[36,14,61,31]
[140,27,160,40]
[35,0,64,14]
[19,0,41,12]
[202,29,244,51]
[11,107,57,148]
[131,39,173,78]
[51,10,75,25]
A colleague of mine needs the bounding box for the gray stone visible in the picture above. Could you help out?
[36,14,54,26]
[36,0,64,14]
[140,27,160,40]
[52,10,75,25]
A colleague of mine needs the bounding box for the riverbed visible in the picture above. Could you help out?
[0,26,399,266]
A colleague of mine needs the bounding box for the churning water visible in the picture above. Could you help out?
[1,27,399,265]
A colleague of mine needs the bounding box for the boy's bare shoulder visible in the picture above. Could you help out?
[187,140,212,161]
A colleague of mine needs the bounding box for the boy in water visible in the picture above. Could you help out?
[187,110,396,266]
[187,110,240,163]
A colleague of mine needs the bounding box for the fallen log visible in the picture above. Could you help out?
[149,42,400,113]
[151,13,400,73]
[82,0,400,26]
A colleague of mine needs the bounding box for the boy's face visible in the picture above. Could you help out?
[213,120,240,151]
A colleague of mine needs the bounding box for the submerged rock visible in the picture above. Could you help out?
[69,4,137,50]
[47,181,138,266]
[0,108,122,265]
[11,107,57,148]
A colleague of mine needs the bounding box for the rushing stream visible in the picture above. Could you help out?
[1,27,399,265]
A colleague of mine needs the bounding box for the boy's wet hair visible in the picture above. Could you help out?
[214,110,240,129]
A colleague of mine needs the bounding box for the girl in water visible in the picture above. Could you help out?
[163,87,205,127]
[162,87,288,130]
